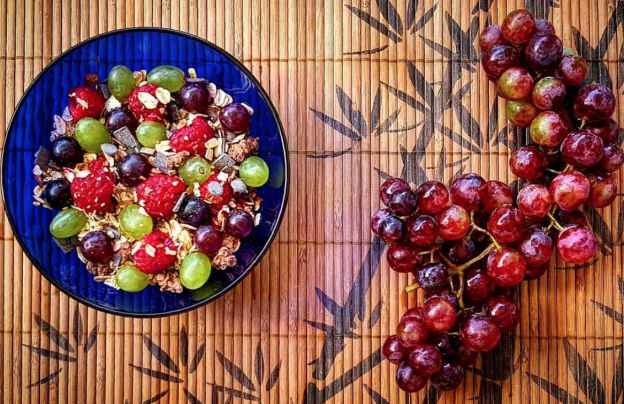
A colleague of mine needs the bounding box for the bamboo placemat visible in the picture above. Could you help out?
[2,0,624,403]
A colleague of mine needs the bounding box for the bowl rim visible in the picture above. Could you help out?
[1,27,290,318]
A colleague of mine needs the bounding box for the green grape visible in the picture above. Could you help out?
[180,252,211,290]
[119,204,153,239]
[107,65,136,101]
[563,47,575,56]
[75,118,112,154]
[191,281,222,301]
[115,263,150,292]
[239,156,270,187]
[136,122,167,148]
[147,65,186,92]
[49,208,88,238]
[179,157,212,186]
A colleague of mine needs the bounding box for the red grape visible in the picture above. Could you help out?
[415,263,449,293]
[510,145,548,180]
[516,227,554,266]
[534,19,555,35]
[498,67,534,100]
[401,308,422,322]
[409,344,443,377]
[371,208,393,237]
[456,344,479,366]
[421,297,458,333]
[585,172,617,208]
[382,335,410,365]
[180,83,210,113]
[506,99,540,127]
[585,119,620,144]
[389,189,418,216]
[530,111,568,147]
[396,362,428,393]
[557,224,597,264]
[416,181,450,214]
[387,243,423,273]
[435,205,470,241]
[220,103,251,133]
[524,263,548,281]
[459,314,501,352]
[516,183,553,218]
[407,215,438,247]
[226,210,254,239]
[573,84,616,122]
[483,295,520,333]
[194,225,223,254]
[430,363,465,391]
[549,171,590,211]
[501,10,535,45]
[432,334,458,358]
[482,45,521,81]
[464,268,496,304]
[523,33,563,71]
[487,206,526,243]
[379,216,406,244]
[557,54,588,87]
[450,173,486,211]
[487,246,527,287]
[397,317,430,348]
[442,238,475,263]
[380,178,411,206]
[597,144,624,172]
[80,231,115,263]
[560,130,604,168]
[480,25,507,52]
[532,77,566,110]
[556,209,588,227]
[425,288,460,308]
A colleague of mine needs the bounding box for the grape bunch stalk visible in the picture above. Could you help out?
[374,9,624,394]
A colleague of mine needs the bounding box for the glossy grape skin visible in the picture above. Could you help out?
[482,45,521,81]
[425,288,459,308]
[407,215,438,247]
[464,268,496,304]
[416,181,450,214]
[421,297,458,333]
[388,189,418,216]
[506,99,540,127]
[501,10,535,44]
[240,156,270,187]
[457,344,479,366]
[115,263,150,292]
[80,231,114,263]
[378,216,406,244]
[44,179,73,209]
[532,77,566,110]
[450,173,486,211]
[147,65,186,92]
[396,317,430,348]
[219,103,252,133]
[557,224,598,264]
[523,33,563,71]
[117,154,152,186]
[178,197,209,227]
[180,252,212,290]
[194,225,223,254]
[51,137,83,167]
[225,209,254,239]
[435,205,470,241]
[487,206,526,243]
[382,336,410,365]
[498,67,534,100]
[585,172,617,208]
[180,82,210,113]
[415,263,448,293]
[524,263,548,281]
[107,65,136,101]
[387,244,423,273]
[371,209,393,237]
[401,307,422,322]
[556,209,588,227]
[442,238,475,263]
[179,157,212,186]
[75,118,112,154]
[49,208,88,238]
[516,227,554,266]
[483,295,520,333]
[516,184,553,218]
[105,108,139,134]
[432,334,458,358]
[119,204,153,239]
[549,171,590,211]
[561,130,604,168]
[530,111,568,147]
[585,119,620,144]
[380,178,411,206]
[460,314,501,352]
[487,246,527,287]
[409,344,443,378]
[430,363,465,391]
[597,144,624,172]
[557,54,588,87]
[510,146,548,180]
[573,84,616,122]
[534,19,555,34]
[479,25,507,52]
[136,121,167,148]
[396,363,428,393]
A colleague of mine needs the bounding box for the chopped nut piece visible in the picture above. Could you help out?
[165,151,191,168]
[188,68,197,78]
[227,137,259,162]
[155,87,171,104]
[133,71,144,86]
[138,92,159,109]
[222,235,241,252]
[212,247,237,270]
[240,103,254,115]
[207,82,218,98]
[213,89,233,107]
[153,270,184,293]
[105,95,122,112]
[86,261,114,276]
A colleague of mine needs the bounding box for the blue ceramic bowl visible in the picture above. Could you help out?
[2,29,289,317]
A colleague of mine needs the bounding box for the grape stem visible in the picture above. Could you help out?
[547,212,564,231]
[444,243,497,276]
[469,210,501,250]
[405,283,420,293]
[546,168,562,174]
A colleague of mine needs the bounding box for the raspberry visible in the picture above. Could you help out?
[70,156,115,214]
[137,174,187,219]
[200,173,233,211]
[68,86,105,121]
[128,84,167,123]
[170,117,215,156]
[132,231,178,274]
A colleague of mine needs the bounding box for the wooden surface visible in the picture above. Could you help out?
[2,0,624,403]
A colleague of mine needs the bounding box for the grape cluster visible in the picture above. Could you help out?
[375,9,624,394]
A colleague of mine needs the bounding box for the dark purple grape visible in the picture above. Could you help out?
[534,19,555,34]
[382,335,409,365]
[380,178,411,206]
[387,243,423,273]
[483,295,520,333]
[407,215,438,247]
[432,334,458,358]
[498,67,534,100]
[597,144,624,172]
[105,108,139,134]
[506,99,539,127]
[180,82,210,113]
[573,83,616,122]
[442,238,475,263]
[396,362,427,393]
[549,171,590,211]
[501,10,535,44]
[516,227,554,266]
[532,77,566,110]
[459,314,501,352]
[409,344,443,378]
[524,264,548,281]
[421,297,458,333]
[225,209,254,238]
[117,154,152,186]
[44,179,73,209]
[415,263,448,293]
[480,25,507,52]
[510,145,548,180]
[371,208,393,237]
[487,206,526,244]
[482,45,521,81]
[585,119,620,144]
[523,33,563,71]
[388,189,417,216]
[561,130,604,168]
[530,111,568,147]
[379,216,406,244]
[430,363,465,391]
[456,344,479,366]
[416,181,450,214]
[450,173,486,211]
[435,205,470,241]
[516,183,553,218]
[556,209,588,227]
[487,247,527,287]
[557,54,588,87]
[194,225,223,254]
[178,197,209,227]
[396,317,430,348]
[557,224,597,264]
[219,103,252,133]
[51,137,83,168]
[464,268,496,304]
[80,231,114,263]
[425,288,459,308]
[585,172,617,209]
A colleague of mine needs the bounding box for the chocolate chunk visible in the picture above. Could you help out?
[152,153,171,173]
[34,146,51,171]
[99,82,111,100]
[212,154,236,171]
[53,236,80,253]
[101,143,118,156]
[173,192,187,213]
[113,126,139,148]
[167,103,182,121]
[112,252,122,267]
[139,147,155,156]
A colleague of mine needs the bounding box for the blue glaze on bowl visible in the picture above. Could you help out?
[2,29,289,317]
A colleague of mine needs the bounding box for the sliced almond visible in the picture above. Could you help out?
[205,138,219,149]
[105,95,122,112]
[230,134,246,144]
[76,98,89,109]
[240,102,254,115]
[75,170,91,178]
[138,92,159,109]
[155,87,171,104]
[213,89,233,107]
[207,82,217,98]
[165,247,177,256]
[133,71,143,86]
[145,244,156,257]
